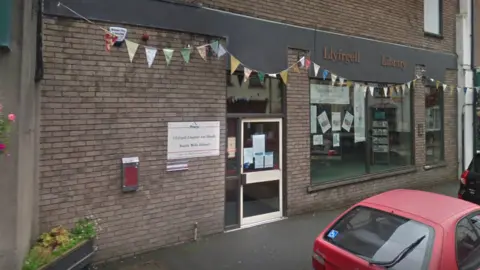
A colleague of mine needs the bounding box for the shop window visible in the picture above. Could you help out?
[310,80,413,185]
[227,72,284,114]
[424,0,442,35]
[310,80,367,184]
[425,87,444,163]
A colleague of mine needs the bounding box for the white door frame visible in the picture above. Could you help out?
[240,118,283,227]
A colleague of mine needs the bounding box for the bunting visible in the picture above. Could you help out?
[56,2,475,98]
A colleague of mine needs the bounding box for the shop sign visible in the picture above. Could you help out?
[167,121,220,159]
[381,55,406,69]
[323,46,360,64]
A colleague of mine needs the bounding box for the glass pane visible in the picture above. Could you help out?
[367,85,413,173]
[227,74,284,114]
[225,178,240,227]
[243,180,280,218]
[310,81,367,184]
[242,121,280,173]
[325,206,433,270]
[425,87,444,163]
[226,118,238,177]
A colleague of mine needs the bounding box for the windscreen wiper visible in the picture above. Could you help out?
[368,235,426,269]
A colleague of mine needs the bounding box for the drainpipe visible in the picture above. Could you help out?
[471,0,477,171]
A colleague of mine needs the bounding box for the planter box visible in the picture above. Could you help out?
[40,239,96,270]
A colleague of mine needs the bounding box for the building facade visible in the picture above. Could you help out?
[40,0,457,262]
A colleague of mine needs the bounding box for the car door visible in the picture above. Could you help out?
[455,211,480,270]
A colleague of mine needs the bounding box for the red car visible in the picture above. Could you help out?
[312,189,480,270]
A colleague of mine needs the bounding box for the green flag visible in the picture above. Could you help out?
[180,48,191,63]
[257,72,265,84]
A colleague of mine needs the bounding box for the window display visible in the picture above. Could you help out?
[310,80,413,185]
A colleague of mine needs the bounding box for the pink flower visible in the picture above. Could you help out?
[8,113,15,122]
[0,144,5,151]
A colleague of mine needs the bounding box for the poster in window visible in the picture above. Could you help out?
[310,105,317,134]
[317,111,331,133]
[332,112,341,131]
[333,133,340,147]
[310,84,350,105]
[342,111,354,132]
[353,84,366,142]
[313,134,324,145]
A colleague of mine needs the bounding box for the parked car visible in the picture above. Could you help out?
[312,189,480,270]
[458,153,480,204]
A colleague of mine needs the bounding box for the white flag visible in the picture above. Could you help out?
[383,87,388,97]
[217,44,227,58]
[145,47,157,68]
[443,84,447,91]
[125,40,139,63]
[244,68,252,82]
[331,74,337,85]
[362,85,367,97]
[368,86,374,96]
[314,63,320,77]
[401,84,406,95]
[339,77,345,85]
[407,81,412,89]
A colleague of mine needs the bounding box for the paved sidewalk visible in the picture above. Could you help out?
[97,181,459,270]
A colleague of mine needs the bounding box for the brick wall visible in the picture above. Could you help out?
[40,18,226,261]
[194,0,456,53]
[286,48,458,214]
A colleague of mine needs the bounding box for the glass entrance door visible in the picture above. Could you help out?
[240,118,283,226]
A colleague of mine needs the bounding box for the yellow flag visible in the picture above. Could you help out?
[346,81,352,87]
[436,81,440,89]
[292,64,300,73]
[230,55,241,75]
[280,70,288,84]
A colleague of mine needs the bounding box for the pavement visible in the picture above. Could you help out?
[97,180,459,270]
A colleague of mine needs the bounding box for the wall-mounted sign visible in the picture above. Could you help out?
[109,27,128,42]
[381,55,406,69]
[167,121,220,159]
[323,47,360,64]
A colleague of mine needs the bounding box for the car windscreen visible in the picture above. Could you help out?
[323,206,434,270]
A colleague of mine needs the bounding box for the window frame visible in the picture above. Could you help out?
[308,79,415,185]
[425,86,445,164]
[424,0,443,37]
[455,211,480,269]
[323,205,435,270]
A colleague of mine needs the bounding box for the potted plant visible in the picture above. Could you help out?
[0,102,16,155]
[22,218,98,270]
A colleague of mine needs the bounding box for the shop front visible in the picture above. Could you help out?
[40,0,458,261]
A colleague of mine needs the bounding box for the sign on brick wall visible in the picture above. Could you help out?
[167,121,220,160]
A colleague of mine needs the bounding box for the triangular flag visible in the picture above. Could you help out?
[323,70,329,80]
[125,40,139,62]
[383,87,388,97]
[163,48,174,66]
[368,86,374,96]
[197,45,207,61]
[305,59,311,70]
[145,47,157,68]
[331,74,337,85]
[268,73,277,78]
[396,85,401,93]
[230,55,241,75]
[362,85,367,97]
[401,84,406,95]
[104,32,118,52]
[280,70,288,84]
[210,40,219,55]
[257,72,265,84]
[217,44,227,58]
[339,77,345,85]
[408,81,412,89]
[293,64,300,73]
[346,81,352,88]
[180,48,191,63]
[299,57,305,67]
[442,84,447,91]
[244,68,252,82]
[313,63,320,76]
[436,81,440,89]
